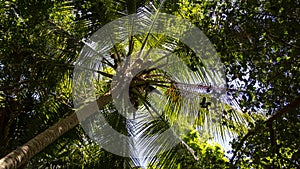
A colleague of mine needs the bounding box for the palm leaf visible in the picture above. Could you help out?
[72,1,254,168]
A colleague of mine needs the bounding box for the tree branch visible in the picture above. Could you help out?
[229,130,254,165]
[230,96,300,166]
[181,141,199,161]
[265,96,300,123]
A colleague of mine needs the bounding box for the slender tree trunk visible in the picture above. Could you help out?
[0,93,111,169]
[126,0,136,14]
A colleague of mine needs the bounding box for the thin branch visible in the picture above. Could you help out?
[230,96,300,166]
[267,121,277,154]
[229,130,254,165]
[266,31,300,49]
[265,96,300,123]
[180,141,199,161]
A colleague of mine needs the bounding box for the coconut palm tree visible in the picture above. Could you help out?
[0,0,252,168]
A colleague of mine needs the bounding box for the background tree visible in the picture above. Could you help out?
[171,0,300,168]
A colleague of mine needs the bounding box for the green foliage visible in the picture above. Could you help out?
[169,0,300,168]
[1,0,299,168]
[0,0,79,156]
[148,128,229,169]
[230,107,300,169]
[181,129,229,169]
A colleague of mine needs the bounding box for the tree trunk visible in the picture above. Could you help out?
[126,0,136,14]
[0,93,111,169]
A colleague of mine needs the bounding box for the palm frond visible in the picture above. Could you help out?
[73,1,254,168]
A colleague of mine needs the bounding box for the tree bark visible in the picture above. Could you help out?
[126,0,136,14]
[0,93,111,169]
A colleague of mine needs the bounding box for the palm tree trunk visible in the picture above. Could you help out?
[0,93,111,169]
